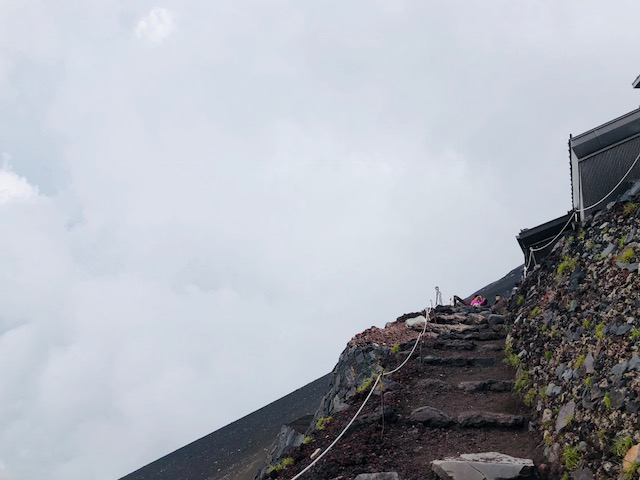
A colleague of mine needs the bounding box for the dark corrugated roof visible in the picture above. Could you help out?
[570,107,640,159]
[516,212,574,264]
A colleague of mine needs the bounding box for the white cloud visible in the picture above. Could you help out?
[134,8,175,43]
[0,157,39,205]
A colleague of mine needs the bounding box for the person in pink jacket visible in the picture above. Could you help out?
[470,295,487,307]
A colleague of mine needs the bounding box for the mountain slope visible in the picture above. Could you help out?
[120,374,331,480]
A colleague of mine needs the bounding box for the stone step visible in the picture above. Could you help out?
[432,452,536,480]
[457,380,514,392]
[440,330,506,341]
[421,355,496,367]
[457,411,527,428]
[432,313,486,325]
[432,339,476,351]
[421,323,486,335]
[408,406,526,430]
[478,343,503,352]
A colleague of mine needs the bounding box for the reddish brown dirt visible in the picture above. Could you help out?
[348,321,423,348]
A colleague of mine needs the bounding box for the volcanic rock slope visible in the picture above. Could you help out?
[258,306,546,480]
[119,374,331,480]
[508,199,640,479]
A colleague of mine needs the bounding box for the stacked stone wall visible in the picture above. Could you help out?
[508,198,640,478]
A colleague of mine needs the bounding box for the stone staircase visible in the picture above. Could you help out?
[265,305,546,480]
[393,306,543,479]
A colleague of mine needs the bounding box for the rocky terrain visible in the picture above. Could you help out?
[255,305,546,480]
[508,197,640,479]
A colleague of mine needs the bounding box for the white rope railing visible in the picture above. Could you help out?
[289,308,431,480]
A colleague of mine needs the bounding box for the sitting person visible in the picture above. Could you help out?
[492,295,508,313]
[470,295,487,307]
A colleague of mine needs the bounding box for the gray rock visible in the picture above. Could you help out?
[584,352,595,374]
[373,378,401,396]
[571,468,594,480]
[458,380,514,392]
[616,262,640,271]
[581,386,598,410]
[561,368,574,382]
[610,389,626,409]
[601,243,615,256]
[555,400,575,433]
[431,452,536,480]
[488,314,505,326]
[546,442,562,464]
[457,412,526,428]
[611,360,628,383]
[331,394,350,413]
[405,316,426,328]
[354,473,400,480]
[629,355,640,371]
[555,363,567,380]
[546,383,562,398]
[625,399,639,414]
[409,406,454,427]
[628,178,640,197]
[616,324,633,336]
[568,299,579,312]
[568,267,586,292]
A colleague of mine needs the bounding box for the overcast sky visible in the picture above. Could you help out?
[1,1,639,479]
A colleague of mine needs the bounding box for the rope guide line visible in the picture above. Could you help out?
[289,307,431,480]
